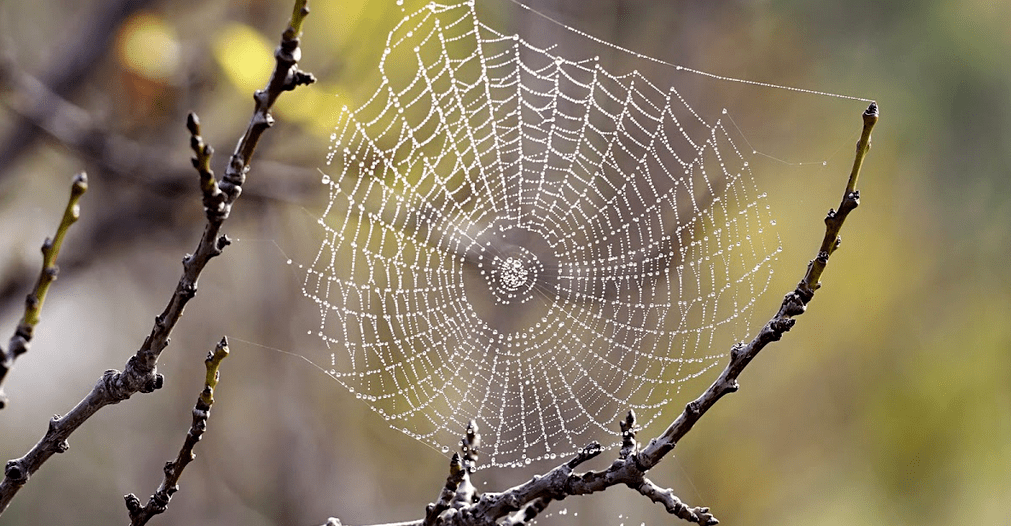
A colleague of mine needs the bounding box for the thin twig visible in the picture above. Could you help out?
[0,173,88,408]
[124,338,230,525]
[0,1,315,514]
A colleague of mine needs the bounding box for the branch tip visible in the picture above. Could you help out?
[186,112,200,135]
[0,171,88,408]
[864,101,879,119]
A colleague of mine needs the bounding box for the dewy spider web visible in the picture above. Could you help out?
[303,0,781,467]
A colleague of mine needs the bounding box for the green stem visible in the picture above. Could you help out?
[23,173,88,328]
[0,172,87,408]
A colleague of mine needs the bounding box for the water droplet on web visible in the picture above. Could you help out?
[302,0,784,470]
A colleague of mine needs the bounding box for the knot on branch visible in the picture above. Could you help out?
[141,374,164,394]
[9,334,29,358]
[179,281,197,301]
[781,291,807,316]
[4,459,28,484]
[101,369,130,402]
[124,493,142,513]
[842,190,860,212]
[154,479,177,506]
[47,414,71,453]
[220,154,248,203]
[215,235,231,253]
[103,360,163,402]
[502,492,522,513]
[276,36,301,65]
[729,342,746,361]
[769,317,796,337]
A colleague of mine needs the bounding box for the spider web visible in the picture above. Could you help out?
[303,0,781,467]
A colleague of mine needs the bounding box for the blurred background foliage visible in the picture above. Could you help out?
[0,0,1008,525]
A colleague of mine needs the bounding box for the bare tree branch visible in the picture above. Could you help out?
[124,337,230,525]
[0,0,158,181]
[0,173,88,408]
[0,1,315,513]
[332,102,879,526]
[0,11,319,321]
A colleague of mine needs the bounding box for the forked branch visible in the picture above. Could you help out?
[333,102,878,526]
[124,338,231,525]
[0,1,314,514]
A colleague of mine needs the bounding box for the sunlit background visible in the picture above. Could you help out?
[0,0,1008,525]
